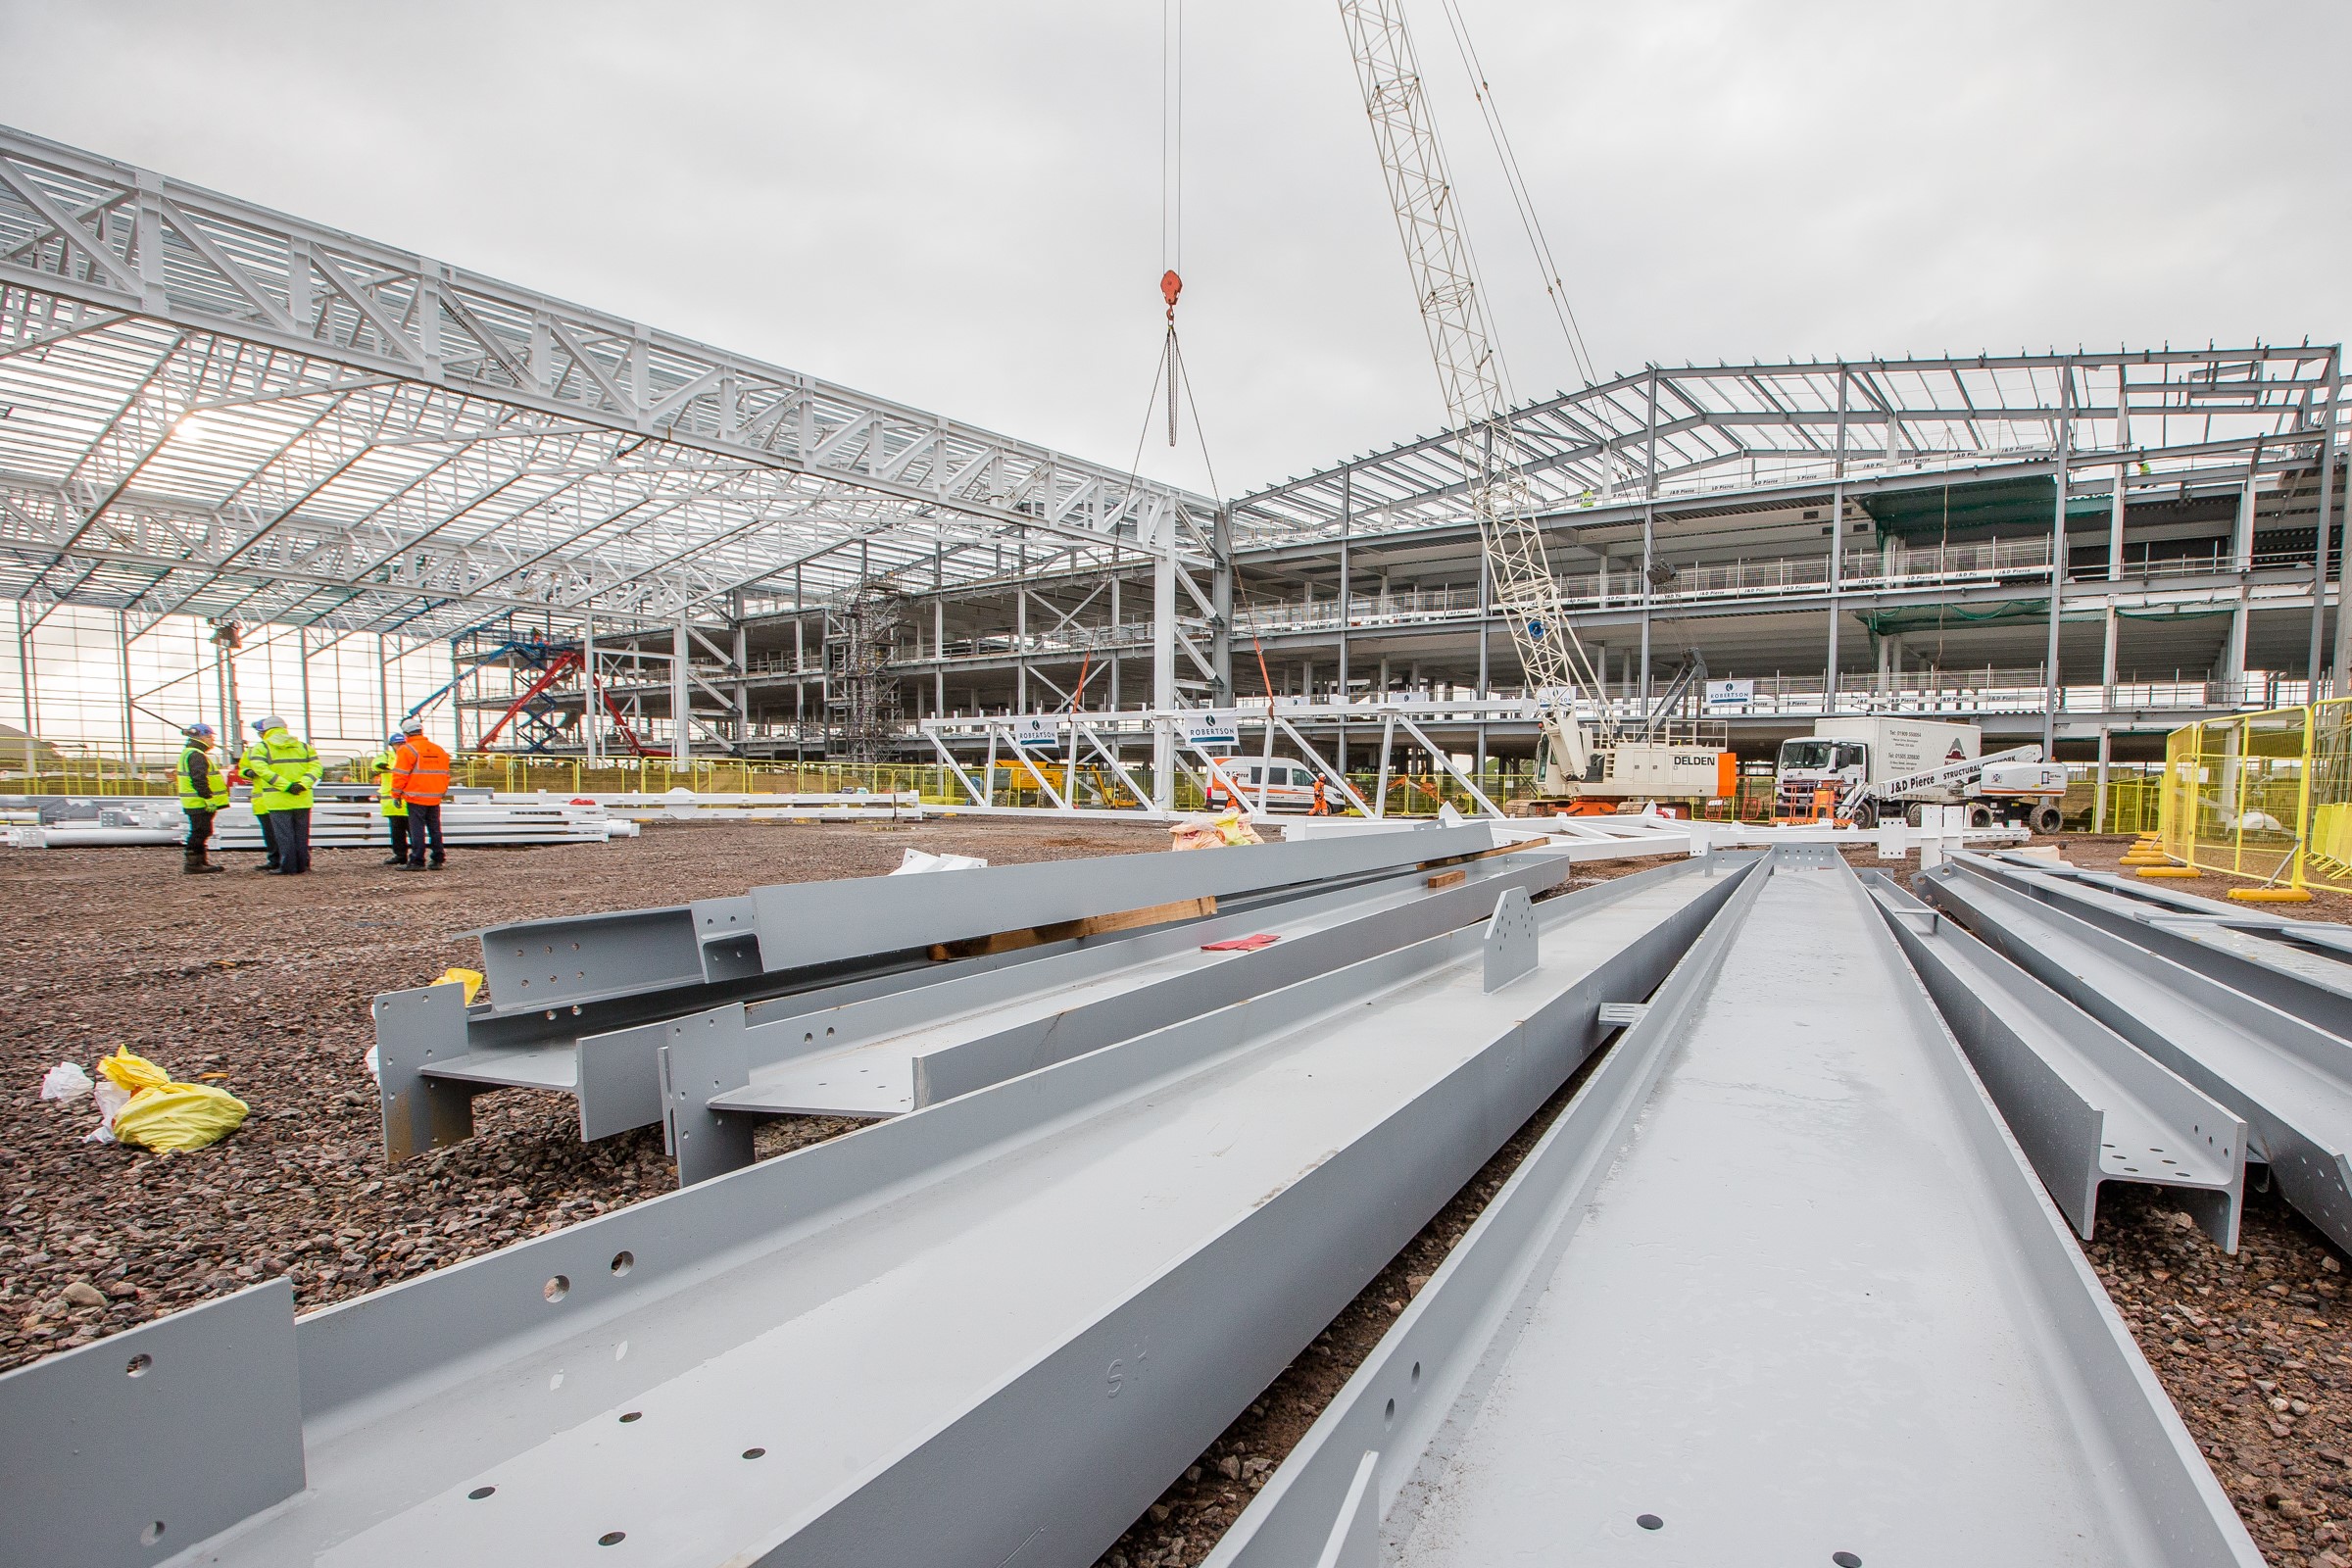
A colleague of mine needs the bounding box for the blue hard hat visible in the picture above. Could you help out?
[386,734,406,748]
[183,722,215,739]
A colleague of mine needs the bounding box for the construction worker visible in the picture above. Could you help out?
[237,723,278,871]
[242,715,322,874]
[1311,773,1331,816]
[373,733,409,866]
[174,722,229,875]
[390,714,452,870]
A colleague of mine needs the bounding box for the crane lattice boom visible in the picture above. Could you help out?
[1336,0,1611,743]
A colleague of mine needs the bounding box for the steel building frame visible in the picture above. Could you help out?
[0,124,1214,647]
[4,122,2345,776]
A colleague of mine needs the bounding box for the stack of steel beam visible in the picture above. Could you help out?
[212,798,630,852]
[14,840,2340,1566]
[576,789,926,822]
[372,823,1517,1163]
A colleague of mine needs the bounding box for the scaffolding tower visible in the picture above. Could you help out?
[824,587,906,762]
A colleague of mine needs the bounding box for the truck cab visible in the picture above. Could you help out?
[1774,736,1868,818]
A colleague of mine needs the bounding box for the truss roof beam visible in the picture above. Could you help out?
[0,125,1210,638]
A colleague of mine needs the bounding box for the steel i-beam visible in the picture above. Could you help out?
[1921,859,2352,1255]
[1963,852,2352,1042]
[1206,847,2260,1567]
[658,853,1572,1185]
[1864,871,2244,1248]
[378,824,1499,1159]
[0,856,1745,1568]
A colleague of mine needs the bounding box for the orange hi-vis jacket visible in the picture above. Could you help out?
[390,733,453,807]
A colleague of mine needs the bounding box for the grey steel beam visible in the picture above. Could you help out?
[0,856,1747,1568]
[378,861,1439,1160]
[1208,849,2260,1568]
[0,1281,305,1568]
[1921,861,2352,1254]
[1863,871,2244,1248]
[376,902,1071,1160]
[467,822,1496,1008]
[1958,853,2352,1057]
[658,854,1572,1186]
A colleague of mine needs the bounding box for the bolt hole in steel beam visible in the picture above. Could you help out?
[1204,850,2261,1567]
[0,857,1744,1568]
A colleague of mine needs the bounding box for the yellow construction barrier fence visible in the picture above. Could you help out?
[2156,700,2352,894]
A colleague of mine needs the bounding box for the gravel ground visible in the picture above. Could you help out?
[2028,835,2352,1568]
[8,824,2350,1565]
[0,817,1163,1376]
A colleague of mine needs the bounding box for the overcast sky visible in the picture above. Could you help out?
[2,1,2346,504]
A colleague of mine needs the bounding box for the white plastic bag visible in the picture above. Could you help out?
[39,1061,92,1102]
[891,848,988,875]
[83,1078,132,1144]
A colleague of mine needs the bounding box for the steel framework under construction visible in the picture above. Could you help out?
[2,120,2345,790]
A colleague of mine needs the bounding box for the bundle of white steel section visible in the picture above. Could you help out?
[211,799,631,850]
[554,790,925,822]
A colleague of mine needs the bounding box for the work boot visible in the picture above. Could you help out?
[182,850,223,876]
[381,855,406,865]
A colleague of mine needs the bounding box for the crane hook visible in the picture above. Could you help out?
[1160,269,1183,321]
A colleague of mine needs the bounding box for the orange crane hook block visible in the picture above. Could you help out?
[1160,270,1183,320]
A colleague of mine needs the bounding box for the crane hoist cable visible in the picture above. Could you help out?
[1435,0,1596,387]
[1120,6,1278,714]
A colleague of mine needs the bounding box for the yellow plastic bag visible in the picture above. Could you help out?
[114,1082,249,1152]
[434,966,485,1004]
[97,1047,249,1152]
[97,1047,172,1095]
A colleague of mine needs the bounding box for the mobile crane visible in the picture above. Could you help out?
[1335,1,1733,815]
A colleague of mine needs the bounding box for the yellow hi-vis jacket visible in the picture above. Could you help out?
[373,749,408,817]
[175,743,230,811]
[240,727,321,814]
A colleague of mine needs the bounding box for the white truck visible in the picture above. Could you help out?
[1773,715,2069,833]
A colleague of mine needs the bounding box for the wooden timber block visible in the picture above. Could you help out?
[928,896,1219,961]
[1426,869,1468,891]
[1416,842,1524,874]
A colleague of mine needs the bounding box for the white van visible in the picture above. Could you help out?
[1213,758,1323,810]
